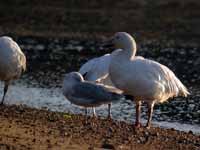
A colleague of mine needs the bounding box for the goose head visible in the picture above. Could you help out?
[103,32,136,59]
[104,32,137,59]
[113,32,135,50]
[105,32,136,51]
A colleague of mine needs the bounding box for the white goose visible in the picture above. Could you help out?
[0,36,26,104]
[105,32,189,128]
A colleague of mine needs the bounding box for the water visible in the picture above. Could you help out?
[1,81,200,135]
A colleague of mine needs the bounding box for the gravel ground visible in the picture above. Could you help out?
[0,105,199,150]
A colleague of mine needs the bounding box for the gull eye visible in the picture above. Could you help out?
[116,36,120,40]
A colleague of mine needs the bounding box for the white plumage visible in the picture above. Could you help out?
[79,53,115,117]
[0,36,26,104]
[79,53,114,86]
[106,32,189,128]
[62,72,123,117]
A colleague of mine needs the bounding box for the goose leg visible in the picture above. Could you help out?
[107,103,111,119]
[91,107,98,126]
[135,100,142,128]
[92,107,97,118]
[85,108,88,116]
[83,108,89,125]
[1,81,9,105]
[146,101,155,129]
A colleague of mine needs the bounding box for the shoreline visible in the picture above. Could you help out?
[2,82,200,135]
[0,105,199,150]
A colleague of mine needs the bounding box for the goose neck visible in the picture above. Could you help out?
[124,45,136,60]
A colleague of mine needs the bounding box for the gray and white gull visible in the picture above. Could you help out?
[79,52,121,117]
[62,72,124,118]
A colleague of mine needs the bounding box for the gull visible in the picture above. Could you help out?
[0,36,26,104]
[104,32,189,128]
[62,72,124,118]
[79,53,115,117]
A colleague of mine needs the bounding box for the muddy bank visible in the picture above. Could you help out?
[0,105,199,150]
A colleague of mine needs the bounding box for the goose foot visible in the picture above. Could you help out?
[134,122,142,128]
[145,124,151,129]
[106,115,112,121]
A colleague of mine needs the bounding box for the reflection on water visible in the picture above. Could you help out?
[1,81,200,135]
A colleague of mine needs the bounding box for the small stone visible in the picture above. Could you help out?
[188,130,193,134]
[35,44,45,50]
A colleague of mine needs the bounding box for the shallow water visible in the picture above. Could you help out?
[1,81,200,134]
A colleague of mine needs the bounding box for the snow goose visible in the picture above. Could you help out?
[105,32,189,128]
[62,72,124,118]
[0,36,26,104]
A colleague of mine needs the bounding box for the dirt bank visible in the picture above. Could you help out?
[0,105,199,150]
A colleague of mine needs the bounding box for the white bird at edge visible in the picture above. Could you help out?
[0,36,26,105]
[62,72,124,118]
[104,32,190,128]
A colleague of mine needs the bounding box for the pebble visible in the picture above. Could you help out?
[189,104,195,109]
[35,44,45,50]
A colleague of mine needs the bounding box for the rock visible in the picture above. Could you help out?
[35,44,45,50]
